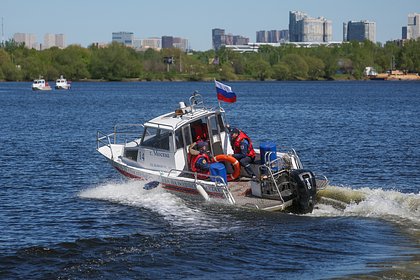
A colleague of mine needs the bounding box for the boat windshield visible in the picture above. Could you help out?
[141,127,171,151]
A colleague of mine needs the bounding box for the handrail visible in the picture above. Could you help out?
[262,148,303,171]
[143,121,175,131]
[315,174,329,190]
[113,123,145,144]
[189,92,205,112]
[258,165,285,203]
[290,148,303,169]
[96,130,115,159]
[166,168,235,204]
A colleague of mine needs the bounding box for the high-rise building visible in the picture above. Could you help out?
[141,37,161,50]
[212,28,225,50]
[344,20,376,42]
[257,30,289,43]
[161,36,174,49]
[212,28,249,49]
[43,33,55,49]
[289,11,332,42]
[279,30,289,42]
[161,36,188,51]
[43,33,66,49]
[256,30,268,43]
[173,37,189,51]
[55,34,65,48]
[343,23,348,42]
[233,35,249,45]
[13,33,38,49]
[268,30,280,43]
[112,31,134,46]
[289,11,307,42]
[402,13,420,40]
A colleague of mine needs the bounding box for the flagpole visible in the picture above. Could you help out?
[214,79,222,110]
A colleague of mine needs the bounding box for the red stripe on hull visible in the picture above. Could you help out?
[112,166,225,199]
[114,166,145,180]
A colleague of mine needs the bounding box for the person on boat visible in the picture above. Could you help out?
[229,127,256,179]
[189,141,213,178]
[191,121,208,142]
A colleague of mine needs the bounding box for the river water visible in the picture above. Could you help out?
[0,81,419,279]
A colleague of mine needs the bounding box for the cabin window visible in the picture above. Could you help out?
[217,114,225,131]
[209,115,219,136]
[190,119,208,142]
[124,149,138,161]
[175,129,184,150]
[141,127,170,151]
[183,126,192,146]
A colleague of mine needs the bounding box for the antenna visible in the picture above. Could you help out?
[1,17,4,44]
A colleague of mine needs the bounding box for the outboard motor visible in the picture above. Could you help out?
[290,169,317,214]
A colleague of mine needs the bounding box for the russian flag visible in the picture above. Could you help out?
[215,80,236,103]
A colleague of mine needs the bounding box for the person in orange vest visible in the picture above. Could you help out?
[189,141,213,178]
[229,127,256,179]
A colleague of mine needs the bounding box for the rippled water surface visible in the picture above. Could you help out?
[0,81,419,279]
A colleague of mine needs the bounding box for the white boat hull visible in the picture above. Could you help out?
[32,86,52,91]
[98,145,295,211]
[55,85,71,90]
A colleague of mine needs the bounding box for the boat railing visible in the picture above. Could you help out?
[189,92,205,112]
[261,147,303,170]
[113,123,145,145]
[166,168,235,205]
[258,164,286,203]
[96,124,145,158]
[96,130,115,158]
[262,150,329,191]
[315,174,329,190]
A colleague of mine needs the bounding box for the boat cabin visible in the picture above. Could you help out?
[33,79,46,86]
[121,94,232,173]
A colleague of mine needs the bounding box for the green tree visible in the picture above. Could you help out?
[219,63,237,81]
[245,56,271,80]
[90,42,142,80]
[305,56,325,80]
[272,62,290,80]
[282,54,308,80]
[399,39,420,72]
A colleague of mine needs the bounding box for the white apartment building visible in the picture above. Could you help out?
[13,33,38,49]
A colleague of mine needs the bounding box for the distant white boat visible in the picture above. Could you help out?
[32,78,52,91]
[55,75,71,90]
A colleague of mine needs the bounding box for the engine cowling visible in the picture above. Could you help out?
[290,169,317,214]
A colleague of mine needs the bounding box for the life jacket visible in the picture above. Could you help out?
[232,131,256,158]
[190,152,211,178]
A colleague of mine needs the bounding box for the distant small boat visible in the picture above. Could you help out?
[32,78,52,91]
[55,75,71,90]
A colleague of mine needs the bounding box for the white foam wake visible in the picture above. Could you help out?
[313,186,420,228]
[79,181,240,232]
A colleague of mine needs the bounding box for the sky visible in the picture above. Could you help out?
[2,0,419,50]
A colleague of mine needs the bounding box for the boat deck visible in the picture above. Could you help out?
[228,180,292,211]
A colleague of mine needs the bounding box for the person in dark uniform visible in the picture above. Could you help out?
[229,127,256,178]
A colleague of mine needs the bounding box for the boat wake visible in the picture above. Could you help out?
[314,186,420,232]
[79,181,241,232]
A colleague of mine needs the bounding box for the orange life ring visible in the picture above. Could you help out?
[214,154,240,181]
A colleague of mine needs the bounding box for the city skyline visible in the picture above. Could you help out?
[2,0,419,51]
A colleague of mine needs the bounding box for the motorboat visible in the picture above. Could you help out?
[96,92,328,214]
[32,78,52,91]
[55,75,71,90]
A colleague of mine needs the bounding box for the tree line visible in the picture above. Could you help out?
[0,39,419,82]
